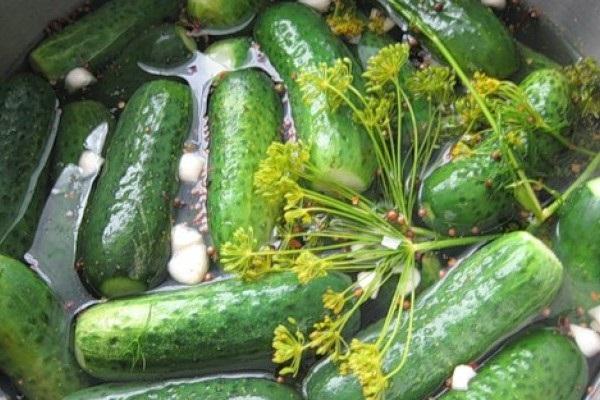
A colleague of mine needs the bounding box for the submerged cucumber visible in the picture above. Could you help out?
[51,100,114,183]
[64,375,301,399]
[304,232,563,400]
[206,37,253,69]
[0,74,57,259]
[255,3,377,192]
[78,80,192,298]
[386,0,519,78]
[420,68,573,235]
[0,255,91,400]
[208,69,283,248]
[88,25,196,107]
[30,0,181,81]
[74,272,358,381]
[553,177,600,314]
[441,329,587,400]
[188,0,268,31]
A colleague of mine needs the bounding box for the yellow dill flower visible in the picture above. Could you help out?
[363,44,409,92]
[297,58,354,111]
[340,339,388,400]
[355,95,394,130]
[407,66,456,105]
[367,9,387,35]
[450,141,474,160]
[327,13,365,37]
[284,185,304,210]
[473,72,501,96]
[309,315,344,356]
[293,251,331,284]
[272,318,306,377]
[254,142,309,205]
[220,228,272,280]
[284,208,312,225]
[323,288,346,314]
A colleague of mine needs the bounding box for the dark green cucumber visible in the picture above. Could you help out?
[553,177,600,313]
[88,25,196,107]
[255,3,377,192]
[441,329,587,400]
[420,68,573,235]
[64,375,301,399]
[208,69,283,248]
[386,0,519,78]
[30,0,181,81]
[51,100,114,182]
[0,255,91,399]
[0,74,57,259]
[304,232,563,400]
[74,272,358,381]
[513,42,560,82]
[77,80,192,298]
[188,0,269,31]
[206,37,253,69]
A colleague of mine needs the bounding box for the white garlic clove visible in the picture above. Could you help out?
[171,223,204,253]
[168,244,209,285]
[570,324,600,357]
[178,152,206,184]
[298,0,332,13]
[78,150,103,177]
[451,364,477,391]
[65,67,97,93]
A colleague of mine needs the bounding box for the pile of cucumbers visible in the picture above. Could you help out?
[0,0,599,399]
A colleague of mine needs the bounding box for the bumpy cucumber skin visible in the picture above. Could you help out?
[304,232,564,400]
[206,37,253,69]
[387,0,519,78]
[51,100,114,182]
[64,376,301,399]
[88,25,196,107]
[30,0,180,81]
[187,0,268,30]
[553,177,600,313]
[0,255,91,399]
[74,272,358,381]
[420,69,572,235]
[255,3,377,192]
[78,80,192,298]
[208,69,283,248]
[0,74,56,259]
[441,329,587,400]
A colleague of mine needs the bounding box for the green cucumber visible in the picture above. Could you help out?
[77,80,192,298]
[64,375,301,399]
[254,3,377,192]
[206,37,253,69]
[0,74,57,259]
[51,100,114,183]
[208,69,283,248]
[74,271,358,381]
[513,42,560,82]
[420,68,573,235]
[0,255,91,399]
[30,0,181,81]
[386,0,519,78]
[88,25,196,107]
[553,177,600,314]
[441,329,587,400]
[187,0,268,31]
[304,231,564,400]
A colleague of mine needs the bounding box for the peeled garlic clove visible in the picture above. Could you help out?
[78,150,103,177]
[171,223,204,253]
[168,244,209,285]
[178,152,206,184]
[65,67,97,93]
[570,324,600,357]
[298,0,332,13]
[481,0,506,10]
[357,271,380,299]
[451,364,477,391]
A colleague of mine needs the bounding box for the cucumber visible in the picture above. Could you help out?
[304,231,564,400]
[208,69,283,248]
[441,329,587,400]
[386,0,519,78]
[206,37,253,69]
[51,100,114,182]
[0,255,91,399]
[74,272,358,381]
[30,0,181,81]
[254,3,377,192]
[513,42,560,82]
[77,80,192,298]
[88,25,196,108]
[553,177,600,314]
[0,74,57,259]
[187,0,268,31]
[64,375,301,399]
[420,68,573,235]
